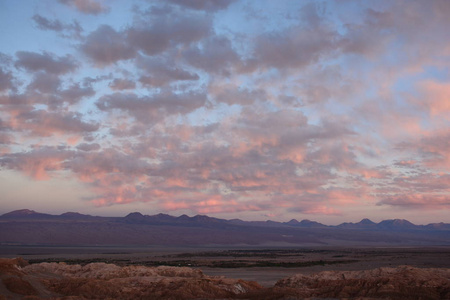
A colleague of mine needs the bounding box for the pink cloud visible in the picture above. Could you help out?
[378,194,450,209]
[302,205,342,216]
[58,0,109,15]
[161,194,264,215]
[417,81,450,118]
[0,147,72,180]
[96,91,207,124]
[15,110,99,136]
[396,130,450,169]
[1,0,449,221]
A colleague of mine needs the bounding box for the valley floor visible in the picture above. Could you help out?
[1,245,450,287]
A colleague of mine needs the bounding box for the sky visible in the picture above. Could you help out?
[0,0,449,224]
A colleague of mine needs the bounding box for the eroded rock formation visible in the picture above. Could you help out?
[1,258,449,299]
[0,258,261,299]
[270,266,450,300]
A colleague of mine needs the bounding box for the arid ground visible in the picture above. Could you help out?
[2,245,449,287]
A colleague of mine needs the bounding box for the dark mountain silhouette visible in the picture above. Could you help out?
[286,219,300,225]
[3,209,37,216]
[0,210,449,246]
[338,218,377,229]
[360,218,376,225]
[285,219,328,228]
[376,219,417,231]
[1,209,54,220]
[426,222,450,230]
[59,212,95,220]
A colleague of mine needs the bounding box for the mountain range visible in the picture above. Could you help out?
[1,209,449,246]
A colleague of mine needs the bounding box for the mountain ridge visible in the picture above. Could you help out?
[2,209,448,229]
[1,209,449,247]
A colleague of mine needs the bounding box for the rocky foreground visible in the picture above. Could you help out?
[0,258,449,299]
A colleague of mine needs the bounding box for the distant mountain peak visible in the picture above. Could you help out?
[125,212,145,218]
[1,209,54,219]
[300,219,313,223]
[3,209,38,216]
[359,218,375,225]
[380,219,414,225]
[286,219,326,228]
[177,214,190,220]
[376,219,416,230]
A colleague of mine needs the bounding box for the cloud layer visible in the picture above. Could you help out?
[0,0,449,222]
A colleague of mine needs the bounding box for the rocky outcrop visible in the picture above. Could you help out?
[273,266,450,300]
[0,258,261,299]
[1,258,449,299]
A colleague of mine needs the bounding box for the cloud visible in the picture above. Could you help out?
[416,81,450,118]
[230,109,355,166]
[27,72,61,94]
[183,36,241,75]
[58,82,96,105]
[126,10,212,56]
[0,147,73,180]
[339,9,392,58]
[136,56,199,87]
[96,91,207,123]
[165,0,237,12]
[161,194,264,215]
[32,14,83,38]
[302,205,342,216]
[396,130,450,168]
[32,14,64,31]
[58,0,109,15]
[209,84,266,105]
[378,194,450,209]
[1,0,449,220]
[1,74,95,109]
[0,118,13,146]
[0,93,30,106]
[76,143,101,152]
[68,148,151,177]
[252,24,338,71]
[15,51,77,75]
[0,67,13,92]
[81,25,135,66]
[109,78,136,91]
[13,110,99,136]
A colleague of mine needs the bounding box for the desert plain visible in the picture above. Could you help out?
[1,245,450,299]
[2,245,450,286]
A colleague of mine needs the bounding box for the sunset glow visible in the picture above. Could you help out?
[0,0,449,224]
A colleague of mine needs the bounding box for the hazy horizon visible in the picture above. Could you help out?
[0,0,449,225]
